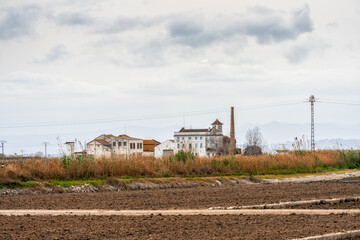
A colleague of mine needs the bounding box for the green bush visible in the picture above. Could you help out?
[174,150,195,163]
[344,150,360,169]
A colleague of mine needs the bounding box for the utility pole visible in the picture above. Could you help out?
[0,140,6,160]
[309,95,316,151]
[42,142,50,158]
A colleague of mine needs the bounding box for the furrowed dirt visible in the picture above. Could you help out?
[1,179,360,210]
[1,175,360,239]
[0,214,359,240]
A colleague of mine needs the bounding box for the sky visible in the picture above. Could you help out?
[0,0,359,155]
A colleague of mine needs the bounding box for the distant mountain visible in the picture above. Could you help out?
[2,122,359,155]
[235,121,360,144]
[269,138,360,152]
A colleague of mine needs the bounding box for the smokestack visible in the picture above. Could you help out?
[229,106,236,155]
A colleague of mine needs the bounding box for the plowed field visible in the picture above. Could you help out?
[1,177,360,239]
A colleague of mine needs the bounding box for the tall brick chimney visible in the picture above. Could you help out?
[229,106,236,155]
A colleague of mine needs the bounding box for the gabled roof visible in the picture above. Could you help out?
[95,139,111,146]
[118,134,142,140]
[143,140,160,152]
[104,134,116,138]
[143,139,161,145]
[118,134,130,139]
[211,119,223,125]
[178,127,209,133]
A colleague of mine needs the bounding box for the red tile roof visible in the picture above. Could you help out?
[211,119,223,125]
[95,139,111,145]
[178,127,209,133]
[143,139,161,152]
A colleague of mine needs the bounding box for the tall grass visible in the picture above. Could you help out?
[0,150,359,182]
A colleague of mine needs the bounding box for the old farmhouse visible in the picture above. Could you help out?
[174,119,230,157]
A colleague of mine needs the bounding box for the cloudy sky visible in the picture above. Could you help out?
[1,0,359,154]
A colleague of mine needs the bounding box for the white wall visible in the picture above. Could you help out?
[155,140,175,158]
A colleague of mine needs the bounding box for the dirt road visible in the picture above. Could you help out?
[1,178,360,210]
[2,208,360,216]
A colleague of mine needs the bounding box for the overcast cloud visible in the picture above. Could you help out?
[0,0,359,154]
[0,5,41,40]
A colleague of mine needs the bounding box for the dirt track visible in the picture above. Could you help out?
[1,178,360,210]
[2,209,360,216]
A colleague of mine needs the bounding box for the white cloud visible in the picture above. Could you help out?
[0,0,360,154]
[0,5,41,40]
[49,12,94,26]
[33,45,68,64]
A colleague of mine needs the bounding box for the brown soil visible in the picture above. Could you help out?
[287,201,360,209]
[1,181,360,210]
[1,214,359,240]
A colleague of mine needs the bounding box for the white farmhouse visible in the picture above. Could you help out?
[86,134,143,157]
[154,140,175,158]
[174,119,230,157]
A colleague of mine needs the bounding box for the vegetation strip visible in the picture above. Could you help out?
[1,150,359,184]
[208,196,360,210]
[291,229,360,240]
[1,209,360,216]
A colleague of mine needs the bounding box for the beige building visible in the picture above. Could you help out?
[86,134,143,157]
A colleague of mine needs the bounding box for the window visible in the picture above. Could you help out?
[195,137,197,140]
[140,143,142,149]
[195,143,198,148]
[177,137,180,141]
[181,137,184,140]
[200,143,203,148]
[119,142,122,146]
[189,143,192,149]
[124,142,127,146]
[188,137,191,140]
[200,137,202,140]
[113,142,116,147]
[177,144,180,149]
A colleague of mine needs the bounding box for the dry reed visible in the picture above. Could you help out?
[0,150,358,182]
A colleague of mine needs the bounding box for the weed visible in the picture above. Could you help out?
[0,150,358,183]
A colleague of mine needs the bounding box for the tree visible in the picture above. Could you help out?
[244,127,263,156]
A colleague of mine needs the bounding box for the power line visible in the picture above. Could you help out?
[0,100,304,129]
[0,97,354,130]
[320,101,360,106]
[320,98,360,103]
[235,100,304,111]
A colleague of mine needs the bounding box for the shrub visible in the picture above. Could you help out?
[174,150,195,163]
[343,150,360,169]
